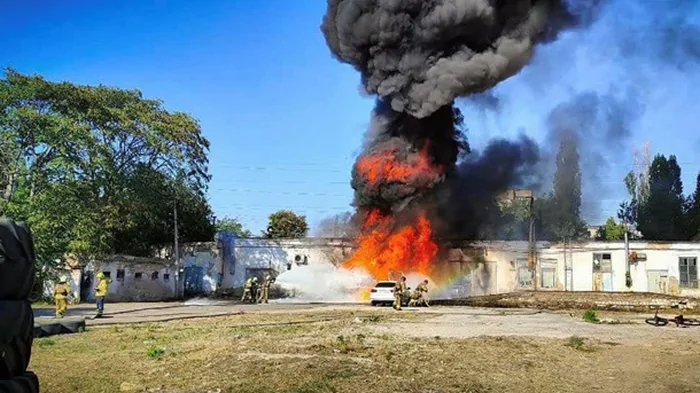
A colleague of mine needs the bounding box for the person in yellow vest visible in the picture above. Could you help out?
[94,271,110,318]
[53,276,70,318]
[392,276,407,311]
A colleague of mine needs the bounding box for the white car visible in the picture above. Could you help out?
[369,281,411,307]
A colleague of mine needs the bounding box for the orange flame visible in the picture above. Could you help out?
[356,146,441,186]
[343,209,438,281]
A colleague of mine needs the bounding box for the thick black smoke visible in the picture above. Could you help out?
[351,101,465,212]
[433,135,541,239]
[322,0,600,118]
[322,0,601,239]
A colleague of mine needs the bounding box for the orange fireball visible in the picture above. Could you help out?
[355,145,441,187]
[343,209,437,281]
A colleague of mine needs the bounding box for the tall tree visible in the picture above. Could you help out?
[636,154,686,240]
[544,133,587,240]
[111,166,215,256]
[265,210,309,238]
[216,216,253,238]
[0,69,211,267]
[686,172,700,240]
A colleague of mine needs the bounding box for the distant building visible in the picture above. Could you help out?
[496,189,533,208]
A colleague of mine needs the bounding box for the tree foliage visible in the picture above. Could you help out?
[265,210,309,238]
[635,155,686,240]
[216,216,253,238]
[596,217,625,241]
[0,69,214,267]
[536,135,587,241]
[685,173,700,240]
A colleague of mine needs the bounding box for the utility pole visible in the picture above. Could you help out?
[527,194,537,291]
[624,221,632,289]
[174,199,180,299]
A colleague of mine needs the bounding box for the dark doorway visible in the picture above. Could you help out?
[183,266,204,298]
[81,270,93,302]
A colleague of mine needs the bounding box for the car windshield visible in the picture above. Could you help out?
[375,282,395,288]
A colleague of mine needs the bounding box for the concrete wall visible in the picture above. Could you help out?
[449,241,700,298]
[51,238,700,302]
[220,238,353,288]
[180,242,221,295]
[83,256,177,302]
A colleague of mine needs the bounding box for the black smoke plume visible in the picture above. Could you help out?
[322,0,600,118]
[433,135,541,240]
[351,101,465,212]
[323,0,599,221]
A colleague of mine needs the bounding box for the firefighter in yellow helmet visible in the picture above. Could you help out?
[94,271,110,318]
[241,277,254,302]
[392,276,407,311]
[258,275,274,304]
[53,276,70,318]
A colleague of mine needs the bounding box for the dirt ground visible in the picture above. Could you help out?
[30,302,700,393]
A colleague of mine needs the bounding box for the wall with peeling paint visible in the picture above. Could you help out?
[47,238,700,302]
[83,256,177,302]
[220,238,353,289]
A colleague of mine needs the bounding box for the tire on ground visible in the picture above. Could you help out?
[0,219,36,301]
[0,371,39,393]
[0,300,34,379]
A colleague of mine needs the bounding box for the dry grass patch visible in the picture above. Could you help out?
[30,309,700,393]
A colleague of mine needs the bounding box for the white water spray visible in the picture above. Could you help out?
[274,264,374,303]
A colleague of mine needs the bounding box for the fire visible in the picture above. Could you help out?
[343,209,438,281]
[356,146,441,187]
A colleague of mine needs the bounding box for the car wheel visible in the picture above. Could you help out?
[370,301,377,307]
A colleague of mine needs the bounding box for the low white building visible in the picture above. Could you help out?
[54,237,700,302]
[446,240,700,298]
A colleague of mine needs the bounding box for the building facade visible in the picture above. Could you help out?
[447,240,700,298]
[56,237,700,302]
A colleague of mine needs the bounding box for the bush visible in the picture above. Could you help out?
[146,344,165,359]
[582,309,599,323]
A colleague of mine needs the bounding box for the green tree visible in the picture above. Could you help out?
[216,216,253,238]
[685,172,700,240]
[265,210,309,238]
[497,198,531,240]
[539,134,587,240]
[596,217,625,241]
[0,69,211,268]
[636,155,686,240]
[111,166,215,256]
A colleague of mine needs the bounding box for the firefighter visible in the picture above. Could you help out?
[393,276,407,311]
[250,277,259,303]
[53,276,70,318]
[94,271,110,318]
[241,277,254,302]
[414,279,429,307]
[408,279,429,307]
[258,275,274,304]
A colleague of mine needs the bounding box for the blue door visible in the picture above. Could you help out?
[183,266,204,297]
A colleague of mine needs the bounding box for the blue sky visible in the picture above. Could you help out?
[2,1,700,232]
